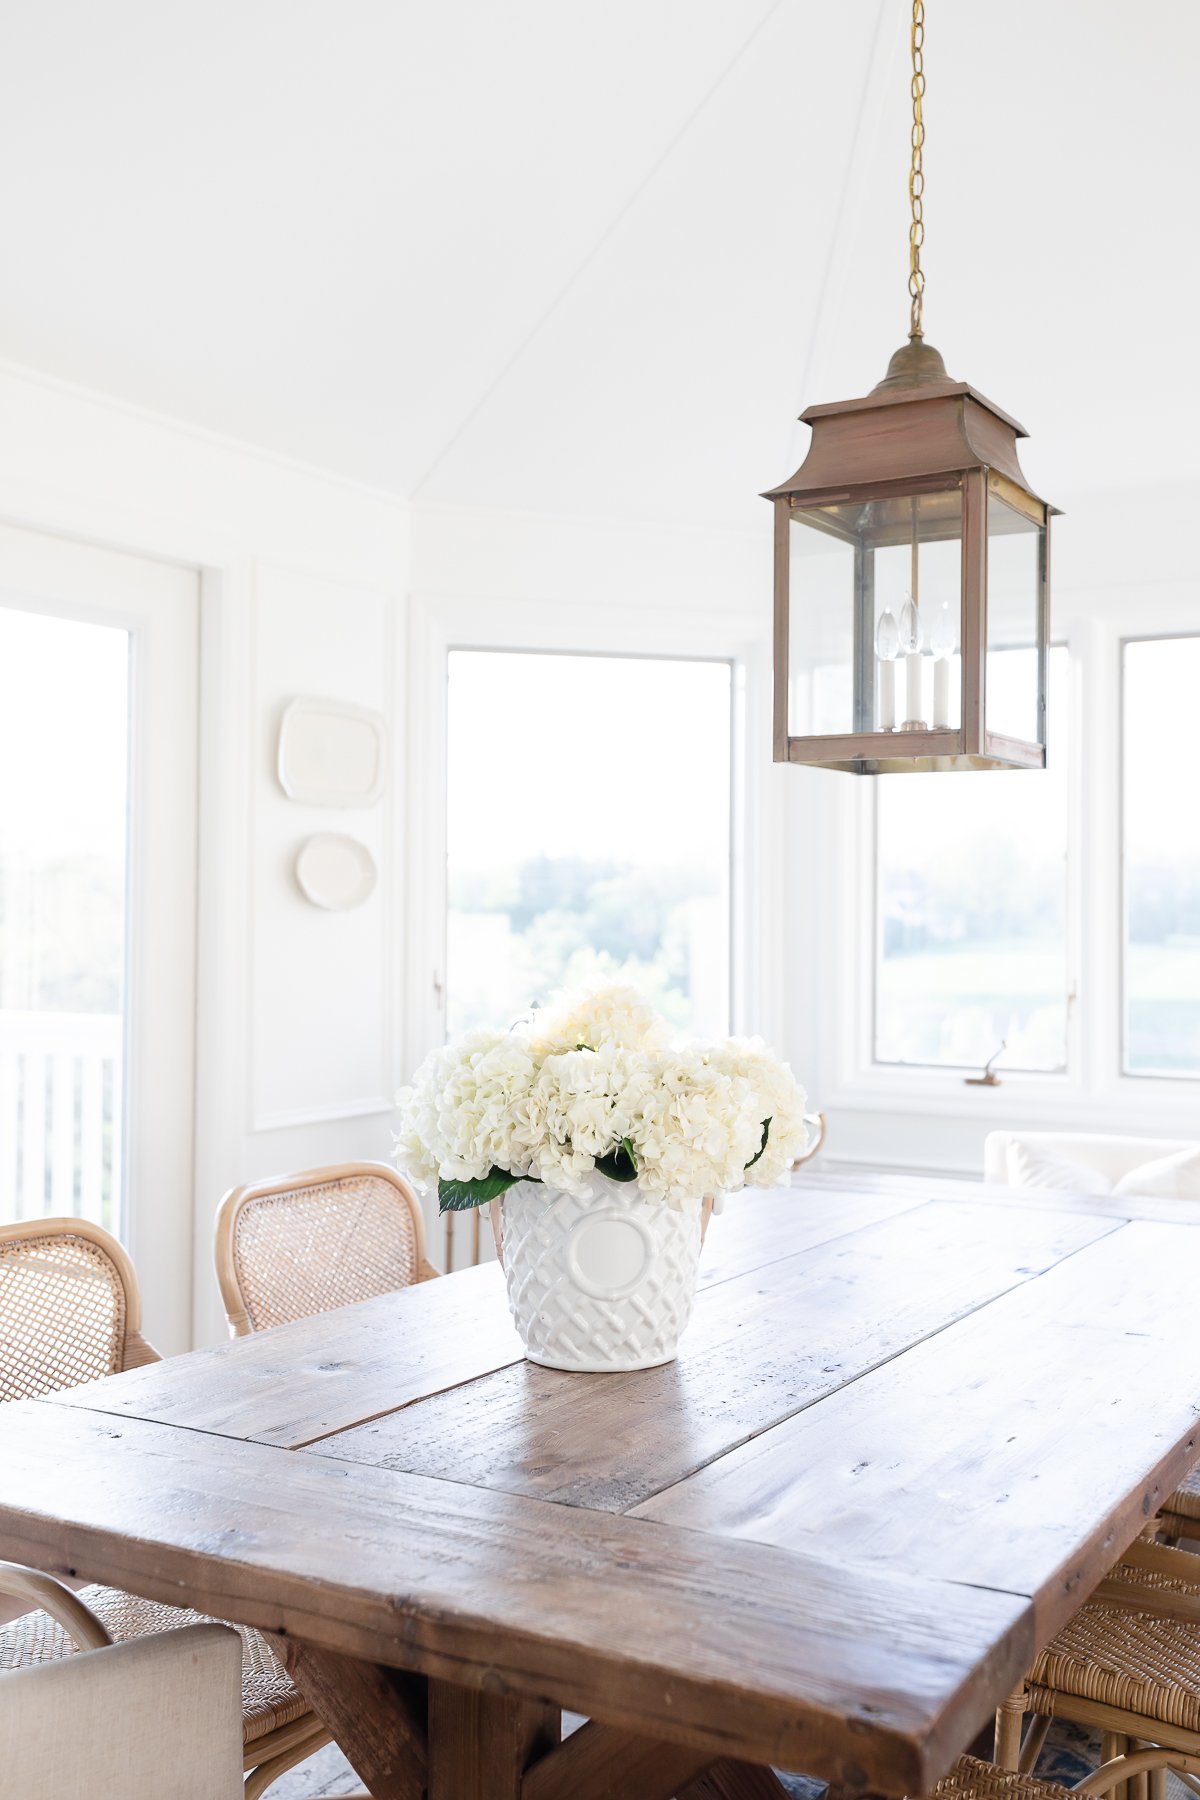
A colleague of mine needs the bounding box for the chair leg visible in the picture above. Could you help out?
[1101,1732,1130,1800]
[995,1687,1027,1770]
[1148,1767,1167,1800]
[1019,1715,1052,1775]
[243,1725,332,1800]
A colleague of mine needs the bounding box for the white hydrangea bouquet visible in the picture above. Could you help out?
[396,986,809,1373]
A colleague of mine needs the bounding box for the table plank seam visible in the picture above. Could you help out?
[35,1193,942,1452]
[617,1214,1131,1516]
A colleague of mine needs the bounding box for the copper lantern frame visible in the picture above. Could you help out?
[764,341,1061,775]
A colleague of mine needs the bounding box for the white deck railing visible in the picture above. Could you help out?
[0,1010,123,1230]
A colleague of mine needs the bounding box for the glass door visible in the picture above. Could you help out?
[0,608,129,1229]
[0,524,198,1350]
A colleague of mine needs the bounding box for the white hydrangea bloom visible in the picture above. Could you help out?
[395,985,808,1207]
[395,1027,538,1188]
[529,983,669,1056]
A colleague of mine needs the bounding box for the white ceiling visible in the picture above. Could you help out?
[0,0,1196,524]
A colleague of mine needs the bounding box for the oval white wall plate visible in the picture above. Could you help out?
[294,832,378,910]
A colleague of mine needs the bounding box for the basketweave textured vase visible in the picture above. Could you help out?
[497,1176,705,1372]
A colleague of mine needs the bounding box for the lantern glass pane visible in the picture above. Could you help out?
[787,486,963,738]
[986,493,1044,744]
[787,514,856,736]
[874,492,962,733]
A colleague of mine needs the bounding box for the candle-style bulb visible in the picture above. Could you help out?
[931,601,956,662]
[899,595,922,654]
[875,607,899,661]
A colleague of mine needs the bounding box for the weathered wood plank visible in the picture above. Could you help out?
[428,1681,558,1800]
[310,1201,1116,1511]
[522,1718,712,1800]
[40,1188,924,1452]
[0,1400,1031,1794]
[279,1641,427,1800]
[637,1219,1200,1643]
[694,1185,929,1287]
[42,1261,524,1447]
[802,1171,1200,1230]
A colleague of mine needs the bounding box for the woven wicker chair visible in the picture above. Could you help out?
[930,1752,1196,1800]
[0,1217,336,1798]
[1158,1468,1200,1542]
[995,1539,1200,1800]
[214,1160,438,1337]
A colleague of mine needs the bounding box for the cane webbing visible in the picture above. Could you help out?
[0,1230,128,1401]
[232,1172,421,1330]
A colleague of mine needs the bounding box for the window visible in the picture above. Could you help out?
[1123,636,1200,1078]
[445,650,732,1039]
[0,607,129,1227]
[874,646,1069,1072]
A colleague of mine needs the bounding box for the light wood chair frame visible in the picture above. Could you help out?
[994,1539,1200,1800]
[0,1218,336,1796]
[214,1159,438,1338]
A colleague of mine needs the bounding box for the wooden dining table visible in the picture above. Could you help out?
[4,1175,1200,1800]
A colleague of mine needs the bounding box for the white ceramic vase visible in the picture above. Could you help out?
[495,1175,705,1372]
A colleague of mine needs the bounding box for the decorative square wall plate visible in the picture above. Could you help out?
[294,833,378,911]
[277,696,386,806]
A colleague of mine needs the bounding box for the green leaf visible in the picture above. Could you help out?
[595,1137,639,1183]
[438,1168,531,1212]
[744,1118,772,1170]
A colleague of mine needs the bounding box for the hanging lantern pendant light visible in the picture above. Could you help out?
[764,0,1059,774]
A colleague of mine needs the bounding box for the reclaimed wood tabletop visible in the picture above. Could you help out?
[3,1177,1200,1800]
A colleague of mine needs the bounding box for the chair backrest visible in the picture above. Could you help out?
[0,1622,243,1800]
[0,1217,160,1403]
[214,1160,438,1336]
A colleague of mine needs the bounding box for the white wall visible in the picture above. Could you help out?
[0,362,408,1346]
[10,352,1188,1339]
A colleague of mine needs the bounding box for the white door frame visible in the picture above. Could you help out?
[0,523,199,1350]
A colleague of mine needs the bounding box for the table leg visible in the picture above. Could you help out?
[283,1641,788,1800]
[282,1642,427,1800]
[678,1762,793,1799]
[427,1679,559,1800]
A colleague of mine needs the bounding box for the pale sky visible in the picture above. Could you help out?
[446,651,732,870]
[1124,638,1199,865]
[0,608,129,859]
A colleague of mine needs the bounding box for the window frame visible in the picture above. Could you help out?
[403,584,782,1119]
[1120,628,1200,1083]
[870,641,1074,1079]
[818,582,1200,1167]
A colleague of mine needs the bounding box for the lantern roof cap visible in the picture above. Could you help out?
[798,337,1029,438]
[762,336,1055,508]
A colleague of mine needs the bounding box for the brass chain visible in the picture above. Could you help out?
[908,0,926,338]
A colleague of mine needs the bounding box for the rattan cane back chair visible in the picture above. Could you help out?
[0,1218,336,1798]
[0,1217,158,1402]
[995,1540,1200,1800]
[214,1160,438,1337]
